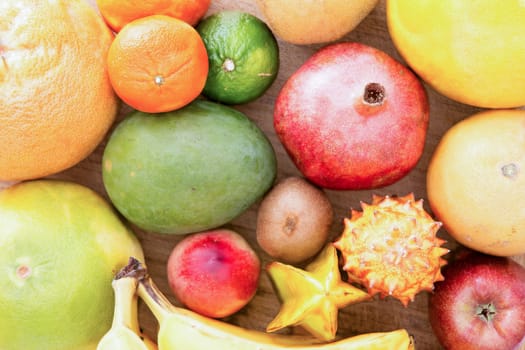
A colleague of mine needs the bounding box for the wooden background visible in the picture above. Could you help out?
[9,1,523,349]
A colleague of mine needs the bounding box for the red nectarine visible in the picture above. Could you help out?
[166,229,261,318]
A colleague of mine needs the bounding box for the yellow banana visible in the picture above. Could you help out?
[97,273,157,350]
[121,257,414,350]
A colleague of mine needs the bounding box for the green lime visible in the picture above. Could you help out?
[197,10,279,105]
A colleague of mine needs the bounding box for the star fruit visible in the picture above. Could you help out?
[265,244,371,341]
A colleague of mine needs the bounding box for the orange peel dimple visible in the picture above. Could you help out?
[333,193,449,307]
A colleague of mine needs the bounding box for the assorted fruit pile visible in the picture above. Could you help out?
[1,0,525,349]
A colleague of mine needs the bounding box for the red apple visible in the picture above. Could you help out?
[274,42,429,190]
[428,251,525,350]
[166,228,261,318]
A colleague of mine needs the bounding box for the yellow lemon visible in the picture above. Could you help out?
[387,0,525,108]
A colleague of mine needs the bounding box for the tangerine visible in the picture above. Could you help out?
[107,15,209,113]
[0,0,118,182]
[96,0,211,32]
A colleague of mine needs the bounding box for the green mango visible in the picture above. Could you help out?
[102,100,277,235]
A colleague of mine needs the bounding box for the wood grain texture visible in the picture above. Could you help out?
[25,0,524,349]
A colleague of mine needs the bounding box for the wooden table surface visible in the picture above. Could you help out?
[25,1,525,349]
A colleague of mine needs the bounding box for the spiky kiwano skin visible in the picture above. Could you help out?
[333,193,449,306]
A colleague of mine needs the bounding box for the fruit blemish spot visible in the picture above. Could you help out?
[363,82,385,105]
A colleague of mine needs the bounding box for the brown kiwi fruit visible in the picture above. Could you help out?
[255,176,334,264]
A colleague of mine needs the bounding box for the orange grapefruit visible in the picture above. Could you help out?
[0,0,118,181]
[427,109,525,256]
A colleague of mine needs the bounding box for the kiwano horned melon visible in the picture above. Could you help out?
[333,193,449,306]
[102,100,277,235]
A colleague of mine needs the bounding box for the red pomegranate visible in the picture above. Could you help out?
[274,42,429,190]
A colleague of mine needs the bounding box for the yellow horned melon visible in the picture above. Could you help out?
[333,193,449,306]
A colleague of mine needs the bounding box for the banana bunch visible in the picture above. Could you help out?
[104,257,415,350]
[97,272,157,350]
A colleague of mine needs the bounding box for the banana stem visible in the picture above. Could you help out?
[136,274,176,324]
[117,257,174,324]
[111,277,141,334]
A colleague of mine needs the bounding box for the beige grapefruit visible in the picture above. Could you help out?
[427,109,525,256]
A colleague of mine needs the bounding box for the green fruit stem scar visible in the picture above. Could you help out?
[501,162,519,179]
[363,82,385,105]
[222,58,235,72]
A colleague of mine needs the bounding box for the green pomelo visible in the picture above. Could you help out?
[102,100,277,235]
[0,180,144,350]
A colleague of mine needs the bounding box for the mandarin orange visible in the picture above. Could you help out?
[96,0,211,32]
[107,15,208,113]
